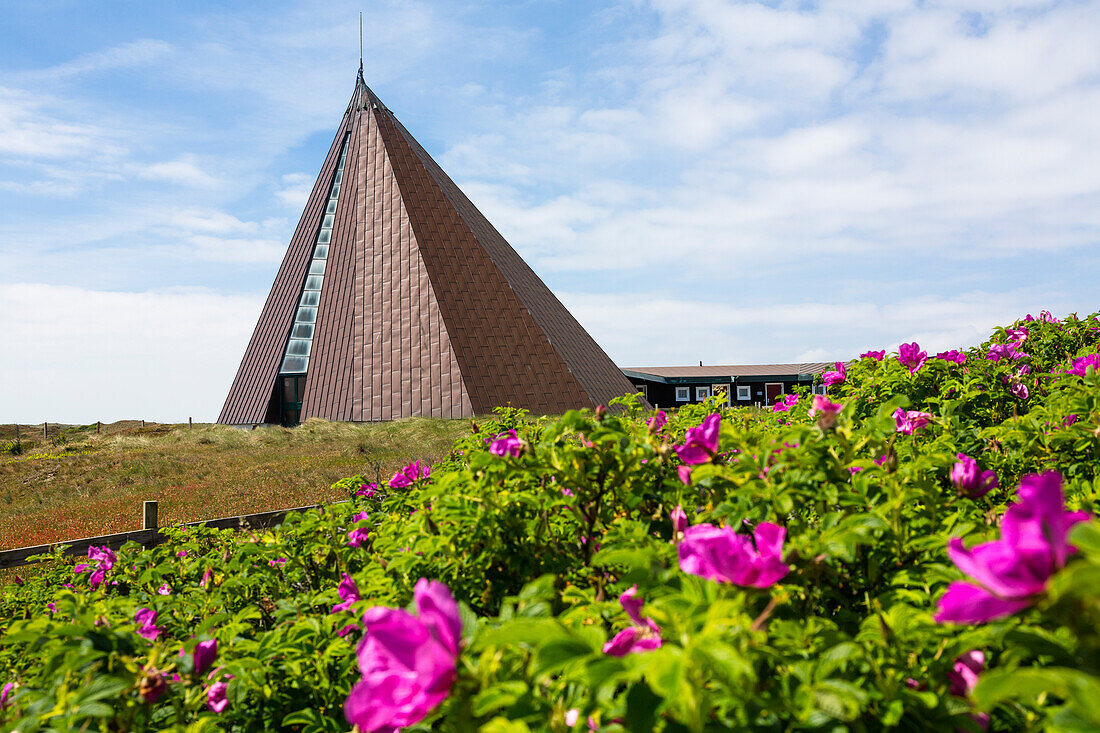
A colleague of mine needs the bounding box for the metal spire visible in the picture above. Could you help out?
[359,12,363,76]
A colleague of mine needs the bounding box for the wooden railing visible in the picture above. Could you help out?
[0,500,346,570]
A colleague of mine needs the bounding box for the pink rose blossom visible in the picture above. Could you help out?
[678,522,789,588]
[193,639,217,676]
[158,583,172,595]
[808,395,842,419]
[671,505,687,540]
[646,410,667,433]
[822,361,846,387]
[674,413,720,465]
[331,573,361,614]
[344,579,461,732]
[135,608,161,641]
[1006,326,1027,343]
[951,454,998,498]
[207,681,229,713]
[176,550,188,558]
[1060,353,1100,376]
[893,408,932,435]
[986,343,1028,362]
[389,460,430,489]
[489,430,523,458]
[356,482,379,498]
[772,394,799,413]
[1,682,13,709]
[1009,382,1029,400]
[861,350,886,360]
[935,471,1089,624]
[935,350,967,364]
[602,585,662,657]
[677,465,692,485]
[897,342,927,373]
[75,545,116,590]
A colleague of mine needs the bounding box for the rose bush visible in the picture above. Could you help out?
[1,311,1099,731]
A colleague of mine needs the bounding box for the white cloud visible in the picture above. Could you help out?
[275,173,314,209]
[563,288,1072,368]
[1,284,263,423]
[0,86,125,160]
[136,157,220,188]
[22,39,174,80]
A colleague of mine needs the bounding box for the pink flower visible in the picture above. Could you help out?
[157,582,172,595]
[861,350,886,360]
[331,573,361,614]
[207,681,229,713]
[986,343,1028,362]
[822,361,846,387]
[1061,353,1100,376]
[674,413,720,465]
[565,709,580,726]
[76,545,116,590]
[1039,310,1060,324]
[356,482,379,498]
[193,640,217,676]
[348,511,372,548]
[200,567,212,588]
[489,429,523,458]
[808,394,842,418]
[268,558,287,567]
[646,410,667,433]
[772,394,799,413]
[1009,382,1029,400]
[1006,326,1027,343]
[951,454,998,498]
[893,408,932,435]
[561,487,574,497]
[135,608,161,641]
[389,460,430,489]
[946,650,990,730]
[935,350,967,364]
[678,522,789,588]
[602,585,662,656]
[897,342,927,373]
[935,471,1089,624]
[176,550,188,558]
[947,650,984,698]
[344,579,461,732]
[677,465,692,485]
[1,682,13,709]
[1064,414,1079,427]
[671,505,687,540]
[809,395,843,428]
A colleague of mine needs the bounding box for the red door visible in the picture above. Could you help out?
[765,383,783,406]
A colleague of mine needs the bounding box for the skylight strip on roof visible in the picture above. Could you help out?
[279,133,350,375]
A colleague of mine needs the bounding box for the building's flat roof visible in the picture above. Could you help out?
[622,363,831,384]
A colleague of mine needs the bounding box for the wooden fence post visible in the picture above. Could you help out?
[143,500,158,531]
[189,417,192,429]
[141,420,145,428]
[43,422,47,440]
[96,421,100,434]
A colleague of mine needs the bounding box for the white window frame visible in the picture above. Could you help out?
[675,386,690,402]
[634,384,648,399]
[696,385,711,401]
[736,385,751,401]
[813,384,827,395]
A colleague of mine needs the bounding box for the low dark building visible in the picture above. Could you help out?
[622,363,831,408]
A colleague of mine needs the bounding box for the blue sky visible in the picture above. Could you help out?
[3,0,1099,422]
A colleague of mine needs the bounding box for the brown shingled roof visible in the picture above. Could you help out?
[218,68,637,424]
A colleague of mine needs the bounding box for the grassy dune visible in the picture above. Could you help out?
[0,418,470,551]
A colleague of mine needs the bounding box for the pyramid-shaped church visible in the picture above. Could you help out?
[218,67,636,425]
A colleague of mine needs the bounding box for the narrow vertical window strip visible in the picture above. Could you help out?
[279,133,351,375]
